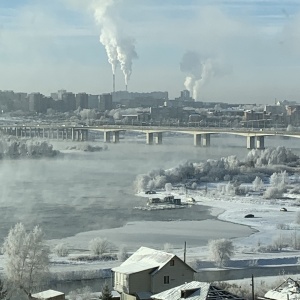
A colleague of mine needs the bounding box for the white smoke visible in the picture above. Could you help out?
[92,0,137,86]
[180,51,217,101]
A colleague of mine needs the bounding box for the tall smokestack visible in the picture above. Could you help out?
[113,74,115,93]
[125,84,128,92]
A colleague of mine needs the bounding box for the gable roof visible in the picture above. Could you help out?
[151,281,246,300]
[112,246,192,275]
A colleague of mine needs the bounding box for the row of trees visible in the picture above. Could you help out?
[134,147,299,193]
[0,139,59,159]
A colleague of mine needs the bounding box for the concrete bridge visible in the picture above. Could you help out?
[1,124,299,149]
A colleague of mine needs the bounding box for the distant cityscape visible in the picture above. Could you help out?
[0,89,299,129]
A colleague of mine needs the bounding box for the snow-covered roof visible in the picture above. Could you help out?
[151,281,210,300]
[264,278,300,300]
[112,246,175,274]
[31,289,64,299]
[151,281,246,300]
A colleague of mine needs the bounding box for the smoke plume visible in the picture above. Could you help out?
[180,51,216,100]
[92,0,138,87]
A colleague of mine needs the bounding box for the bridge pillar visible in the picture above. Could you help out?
[84,129,88,141]
[104,131,111,143]
[256,136,265,150]
[71,128,74,141]
[146,133,154,145]
[194,134,201,147]
[202,134,211,147]
[113,131,120,143]
[247,136,255,149]
[156,132,163,145]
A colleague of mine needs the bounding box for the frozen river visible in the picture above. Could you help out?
[0,133,297,248]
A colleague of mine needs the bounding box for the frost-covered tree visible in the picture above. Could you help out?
[147,180,155,191]
[165,183,172,193]
[208,238,234,267]
[252,176,264,191]
[263,187,284,199]
[117,245,128,262]
[100,282,113,300]
[270,172,281,187]
[69,286,92,300]
[163,243,173,253]
[2,223,50,298]
[89,238,111,256]
[53,243,69,257]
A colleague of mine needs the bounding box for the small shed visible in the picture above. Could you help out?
[31,289,65,300]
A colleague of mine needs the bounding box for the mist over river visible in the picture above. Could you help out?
[0,133,297,246]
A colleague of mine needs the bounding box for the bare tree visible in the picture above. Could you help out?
[208,238,234,267]
[2,223,50,299]
[89,237,111,256]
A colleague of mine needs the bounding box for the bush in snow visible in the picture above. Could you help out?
[263,186,284,199]
[89,238,112,256]
[276,223,290,230]
[208,238,234,267]
[54,243,69,257]
[191,182,198,189]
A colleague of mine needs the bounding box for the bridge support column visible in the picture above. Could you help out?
[194,134,201,147]
[247,136,255,149]
[104,131,111,143]
[146,133,154,145]
[113,131,119,143]
[202,134,211,147]
[84,130,88,141]
[71,128,75,141]
[156,132,162,145]
[256,136,265,150]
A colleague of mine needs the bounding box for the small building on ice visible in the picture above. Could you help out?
[31,289,65,300]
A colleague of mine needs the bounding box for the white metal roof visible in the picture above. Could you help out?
[112,246,174,274]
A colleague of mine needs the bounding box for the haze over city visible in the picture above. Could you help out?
[1,0,300,103]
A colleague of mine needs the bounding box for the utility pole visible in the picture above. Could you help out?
[251,274,255,300]
[184,241,186,263]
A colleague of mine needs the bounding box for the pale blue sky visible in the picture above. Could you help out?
[1,0,300,103]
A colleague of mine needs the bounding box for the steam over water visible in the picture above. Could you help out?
[0,134,297,244]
